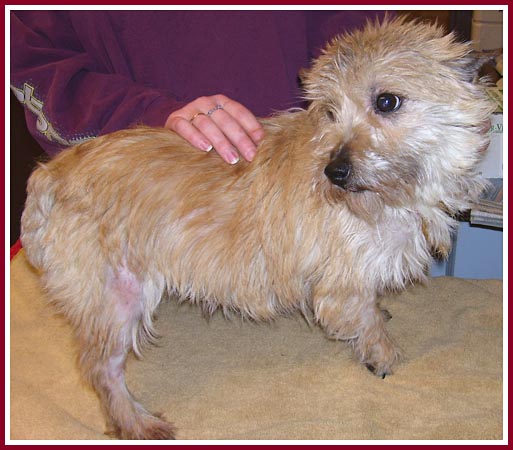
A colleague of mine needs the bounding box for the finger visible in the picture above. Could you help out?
[207,108,258,162]
[215,96,265,144]
[167,116,213,152]
[193,114,240,164]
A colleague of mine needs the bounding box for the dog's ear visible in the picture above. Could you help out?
[452,49,502,84]
[297,67,309,86]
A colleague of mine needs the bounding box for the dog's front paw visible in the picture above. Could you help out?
[356,332,400,379]
[365,362,389,379]
[380,308,392,322]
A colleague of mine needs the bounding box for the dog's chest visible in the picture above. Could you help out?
[347,215,430,288]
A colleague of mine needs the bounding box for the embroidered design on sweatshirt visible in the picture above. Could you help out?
[11,83,95,146]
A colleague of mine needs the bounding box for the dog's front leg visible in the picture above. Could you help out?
[312,286,400,377]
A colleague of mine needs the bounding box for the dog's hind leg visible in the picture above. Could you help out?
[73,266,175,440]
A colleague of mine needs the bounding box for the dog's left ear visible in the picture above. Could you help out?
[298,67,309,85]
[453,49,502,84]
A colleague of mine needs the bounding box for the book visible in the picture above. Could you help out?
[470,178,503,228]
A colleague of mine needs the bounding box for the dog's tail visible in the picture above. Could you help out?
[20,162,57,270]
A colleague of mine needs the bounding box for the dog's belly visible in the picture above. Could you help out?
[150,224,312,319]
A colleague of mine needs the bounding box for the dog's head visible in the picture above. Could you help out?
[301,16,496,220]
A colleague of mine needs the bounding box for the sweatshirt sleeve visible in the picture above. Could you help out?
[10,11,184,155]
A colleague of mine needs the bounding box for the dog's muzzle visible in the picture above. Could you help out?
[324,152,352,189]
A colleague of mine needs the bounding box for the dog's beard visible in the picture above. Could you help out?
[322,149,421,221]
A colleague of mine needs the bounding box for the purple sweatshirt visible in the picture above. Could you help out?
[11,10,386,155]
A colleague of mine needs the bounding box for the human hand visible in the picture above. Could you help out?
[165,95,265,164]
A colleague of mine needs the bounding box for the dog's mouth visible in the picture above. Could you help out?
[344,185,368,193]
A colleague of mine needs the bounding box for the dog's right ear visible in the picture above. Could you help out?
[453,48,502,84]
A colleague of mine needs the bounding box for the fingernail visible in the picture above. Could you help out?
[228,152,239,164]
[245,148,256,162]
[228,156,239,165]
[201,142,213,152]
[253,128,265,143]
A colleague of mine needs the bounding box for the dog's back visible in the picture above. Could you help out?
[20,121,323,314]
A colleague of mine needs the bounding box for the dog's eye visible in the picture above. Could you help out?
[376,93,402,113]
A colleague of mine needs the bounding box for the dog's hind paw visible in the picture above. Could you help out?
[106,413,176,440]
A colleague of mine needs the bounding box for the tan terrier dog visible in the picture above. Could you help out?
[21,18,494,439]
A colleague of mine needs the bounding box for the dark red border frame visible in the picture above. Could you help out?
[5,2,509,448]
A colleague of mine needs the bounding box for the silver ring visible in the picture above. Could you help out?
[207,104,223,117]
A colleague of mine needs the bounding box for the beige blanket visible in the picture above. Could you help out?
[10,250,503,441]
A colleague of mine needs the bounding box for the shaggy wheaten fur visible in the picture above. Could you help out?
[21,17,494,439]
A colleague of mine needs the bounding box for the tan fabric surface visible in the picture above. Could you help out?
[10,250,503,441]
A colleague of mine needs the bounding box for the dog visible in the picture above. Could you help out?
[20,17,494,439]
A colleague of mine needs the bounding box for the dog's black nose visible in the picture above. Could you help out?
[324,160,352,188]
